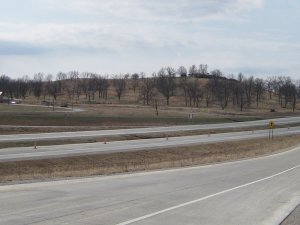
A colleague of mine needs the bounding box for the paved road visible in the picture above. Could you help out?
[1,126,300,162]
[1,145,300,225]
[0,116,300,143]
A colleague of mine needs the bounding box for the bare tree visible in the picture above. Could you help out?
[17,76,29,99]
[80,72,98,102]
[266,76,276,99]
[292,84,297,112]
[44,74,53,100]
[81,72,90,101]
[235,74,247,111]
[210,69,223,77]
[0,75,11,99]
[156,67,176,105]
[6,79,20,99]
[188,65,198,77]
[89,74,98,101]
[204,82,213,108]
[208,75,232,110]
[244,76,254,107]
[113,75,126,101]
[66,71,81,109]
[140,76,155,105]
[187,78,203,107]
[279,77,296,109]
[96,75,109,99]
[151,89,160,116]
[32,73,44,100]
[178,66,187,77]
[69,71,81,102]
[10,79,17,100]
[198,64,208,76]
[276,76,285,106]
[131,73,139,93]
[56,72,67,93]
[254,78,265,107]
[44,74,60,110]
[230,73,240,108]
[295,82,300,112]
[179,77,188,106]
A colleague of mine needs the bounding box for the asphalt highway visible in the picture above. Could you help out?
[1,145,300,224]
[0,126,299,162]
[0,116,300,143]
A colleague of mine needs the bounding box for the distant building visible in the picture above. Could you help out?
[0,93,22,104]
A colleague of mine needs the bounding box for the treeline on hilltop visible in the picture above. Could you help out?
[0,64,299,112]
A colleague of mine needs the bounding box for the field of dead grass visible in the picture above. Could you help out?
[1,135,299,184]
[0,98,299,128]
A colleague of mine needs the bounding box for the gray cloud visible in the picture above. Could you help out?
[2,0,300,79]
[40,0,264,22]
[0,41,44,55]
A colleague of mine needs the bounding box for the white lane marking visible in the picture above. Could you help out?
[116,164,300,225]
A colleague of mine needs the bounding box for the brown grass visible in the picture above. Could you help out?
[0,125,145,135]
[1,135,300,184]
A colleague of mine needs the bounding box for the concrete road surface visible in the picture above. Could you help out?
[0,116,299,143]
[0,126,300,162]
[1,145,300,225]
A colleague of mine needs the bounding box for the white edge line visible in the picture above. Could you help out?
[116,164,300,225]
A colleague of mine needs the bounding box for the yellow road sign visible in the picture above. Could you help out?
[269,121,275,129]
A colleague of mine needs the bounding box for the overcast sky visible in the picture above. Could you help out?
[0,0,299,79]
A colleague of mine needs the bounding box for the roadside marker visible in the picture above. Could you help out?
[269,121,275,139]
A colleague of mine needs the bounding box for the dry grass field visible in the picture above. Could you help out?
[0,102,299,129]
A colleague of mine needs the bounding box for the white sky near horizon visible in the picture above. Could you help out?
[0,0,300,79]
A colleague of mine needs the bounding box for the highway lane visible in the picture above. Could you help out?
[0,116,300,143]
[1,144,300,224]
[0,126,300,162]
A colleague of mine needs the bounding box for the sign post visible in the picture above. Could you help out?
[188,113,194,120]
[269,121,275,139]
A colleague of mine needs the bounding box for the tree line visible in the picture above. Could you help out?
[0,64,299,112]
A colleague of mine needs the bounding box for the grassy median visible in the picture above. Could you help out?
[1,134,300,183]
